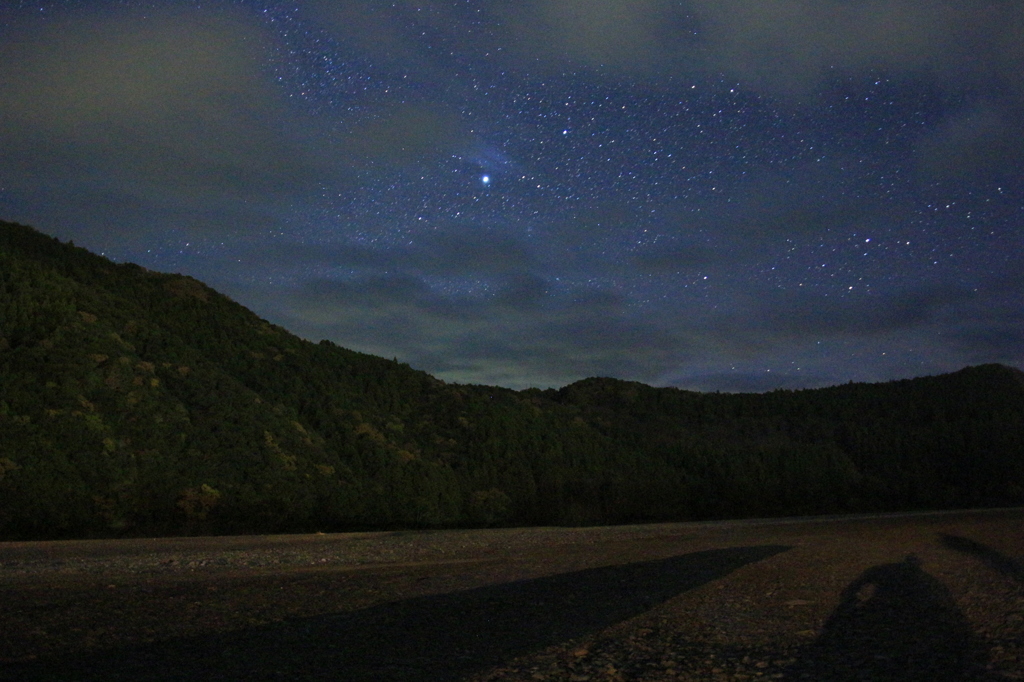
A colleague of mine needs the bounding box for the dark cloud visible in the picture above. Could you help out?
[340,102,468,168]
[915,105,1024,185]
[497,0,697,74]
[268,271,688,388]
[301,0,408,63]
[945,280,1024,363]
[672,370,829,394]
[719,161,885,244]
[1,8,276,177]
[235,230,536,279]
[0,4,480,241]
[499,0,1024,100]
[295,274,462,319]
[954,320,1024,362]
[492,274,551,310]
[693,0,972,95]
[760,284,976,338]
[631,239,719,273]
[411,232,536,276]
[0,4,351,241]
[0,7,265,130]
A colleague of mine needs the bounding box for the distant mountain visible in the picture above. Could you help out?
[2,220,1023,539]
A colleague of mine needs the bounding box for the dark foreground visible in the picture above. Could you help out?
[1,509,1022,681]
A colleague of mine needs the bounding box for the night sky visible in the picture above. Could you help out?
[2,1,1022,391]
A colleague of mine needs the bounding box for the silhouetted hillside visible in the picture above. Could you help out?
[546,366,1024,517]
[2,220,1022,539]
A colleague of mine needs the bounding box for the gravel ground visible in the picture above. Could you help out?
[0,508,1021,681]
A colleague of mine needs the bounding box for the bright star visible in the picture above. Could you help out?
[481,175,490,185]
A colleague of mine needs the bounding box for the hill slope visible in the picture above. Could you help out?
[2,220,1023,539]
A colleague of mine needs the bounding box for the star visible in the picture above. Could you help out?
[2,0,1020,392]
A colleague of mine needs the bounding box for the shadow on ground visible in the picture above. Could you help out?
[940,533,1024,584]
[786,554,996,681]
[2,545,788,681]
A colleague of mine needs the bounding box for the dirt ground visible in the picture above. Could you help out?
[1,508,1022,681]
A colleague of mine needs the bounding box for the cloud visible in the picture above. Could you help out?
[1,8,271,172]
[671,370,825,394]
[954,320,1024,363]
[500,0,692,72]
[235,229,537,279]
[410,231,537,276]
[722,160,882,240]
[500,1,1024,98]
[945,278,1024,364]
[0,2,488,217]
[915,105,1024,185]
[302,0,409,63]
[692,0,970,95]
[0,8,263,130]
[341,103,468,168]
[0,4,355,237]
[631,240,719,273]
[759,284,976,338]
[272,272,689,388]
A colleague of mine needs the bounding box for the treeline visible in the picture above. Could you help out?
[1,220,1023,539]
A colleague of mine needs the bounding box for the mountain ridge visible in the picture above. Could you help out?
[2,220,1023,539]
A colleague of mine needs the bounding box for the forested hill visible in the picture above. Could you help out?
[2,220,1023,540]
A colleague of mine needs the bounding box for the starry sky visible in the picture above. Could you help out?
[2,1,1022,391]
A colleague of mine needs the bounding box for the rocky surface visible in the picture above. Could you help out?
[1,509,1022,680]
